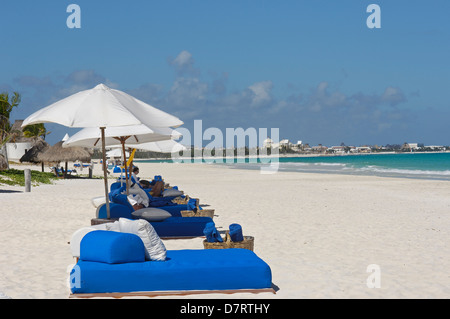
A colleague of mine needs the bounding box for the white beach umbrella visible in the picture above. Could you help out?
[106,148,129,158]
[129,139,187,153]
[22,83,183,218]
[62,124,181,149]
[62,133,70,142]
[63,124,182,192]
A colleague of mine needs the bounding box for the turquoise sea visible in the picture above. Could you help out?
[135,152,450,181]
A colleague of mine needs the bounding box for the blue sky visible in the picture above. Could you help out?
[1,0,449,147]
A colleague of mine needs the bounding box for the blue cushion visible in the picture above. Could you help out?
[80,231,146,264]
[149,204,188,217]
[72,248,272,294]
[110,182,124,192]
[109,185,126,202]
[97,202,189,219]
[112,193,133,209]
[113,166,124,173]
[97,202,134,219]
[151,217,213,238]
[148,197,176,208]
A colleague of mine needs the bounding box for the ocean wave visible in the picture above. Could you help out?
[312,162,347,167]
[220,155,450,180]
[277,162,347,168]
[359,166,450,176]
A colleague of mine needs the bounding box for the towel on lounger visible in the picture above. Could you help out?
[203,222,223,243]
[229,223,244,242]
[187,198,198,212]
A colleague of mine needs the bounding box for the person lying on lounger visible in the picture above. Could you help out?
[128,166,150,209]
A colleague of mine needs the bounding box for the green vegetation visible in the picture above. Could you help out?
[0,169,57,186]
[0,92,21,144]
[22,123,50,141]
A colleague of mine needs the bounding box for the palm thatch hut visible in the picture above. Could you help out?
[19,138,50,172]
[38,141,92,178]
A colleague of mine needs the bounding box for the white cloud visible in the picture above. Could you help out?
[168,50,199,76]
[172,50,193,67]
[381,86,406,106]
[167,78,208,109]
[248,81,273,107]
[9,51,417,146]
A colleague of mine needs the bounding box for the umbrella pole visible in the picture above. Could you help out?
[101,127,111,219]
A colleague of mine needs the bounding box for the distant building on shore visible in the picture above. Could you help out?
[402,143,419,151]
[263,138,273,148]
[262,138,447,155]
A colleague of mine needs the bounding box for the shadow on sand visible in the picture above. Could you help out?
[0,189,23,194]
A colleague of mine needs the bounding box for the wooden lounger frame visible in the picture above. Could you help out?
[70,288,276,299]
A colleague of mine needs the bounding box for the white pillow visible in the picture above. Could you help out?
[105,220,120,232]
[132,208,171,222]
[118,218,166,261]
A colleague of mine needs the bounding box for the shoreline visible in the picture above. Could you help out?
[131,150,450,161]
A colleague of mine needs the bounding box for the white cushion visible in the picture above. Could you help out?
[70,223,119,258]
[132,208,171,221]
[118,218,166,261]
[91,196,106,208]
[70,227,96,258]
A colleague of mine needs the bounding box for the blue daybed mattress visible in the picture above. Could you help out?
[72,249,272,294]
[70,231,273,295]
[150,216,213,238]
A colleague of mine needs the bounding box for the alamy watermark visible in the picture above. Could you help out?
[66,4,81,29]
[367,4,381,29]
[67,264,81,290]
[66,4,381,30]
[171,120,280,174]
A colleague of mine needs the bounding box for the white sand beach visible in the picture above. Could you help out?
[0,162,449,299]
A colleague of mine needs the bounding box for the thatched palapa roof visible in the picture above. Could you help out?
[20,138,50,164]
[38,141,92,163]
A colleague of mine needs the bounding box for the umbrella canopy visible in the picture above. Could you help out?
[22,83,183,129]
[22,83,183,218]
[129,139,186,153]
[62,124,181,149]
[106,148,129,158]
[62,124,182,193]
[62,133,70,142]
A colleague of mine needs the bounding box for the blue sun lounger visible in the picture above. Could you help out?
[98,187,200,219]
[94,189,211,238]
[69,230,274,297]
